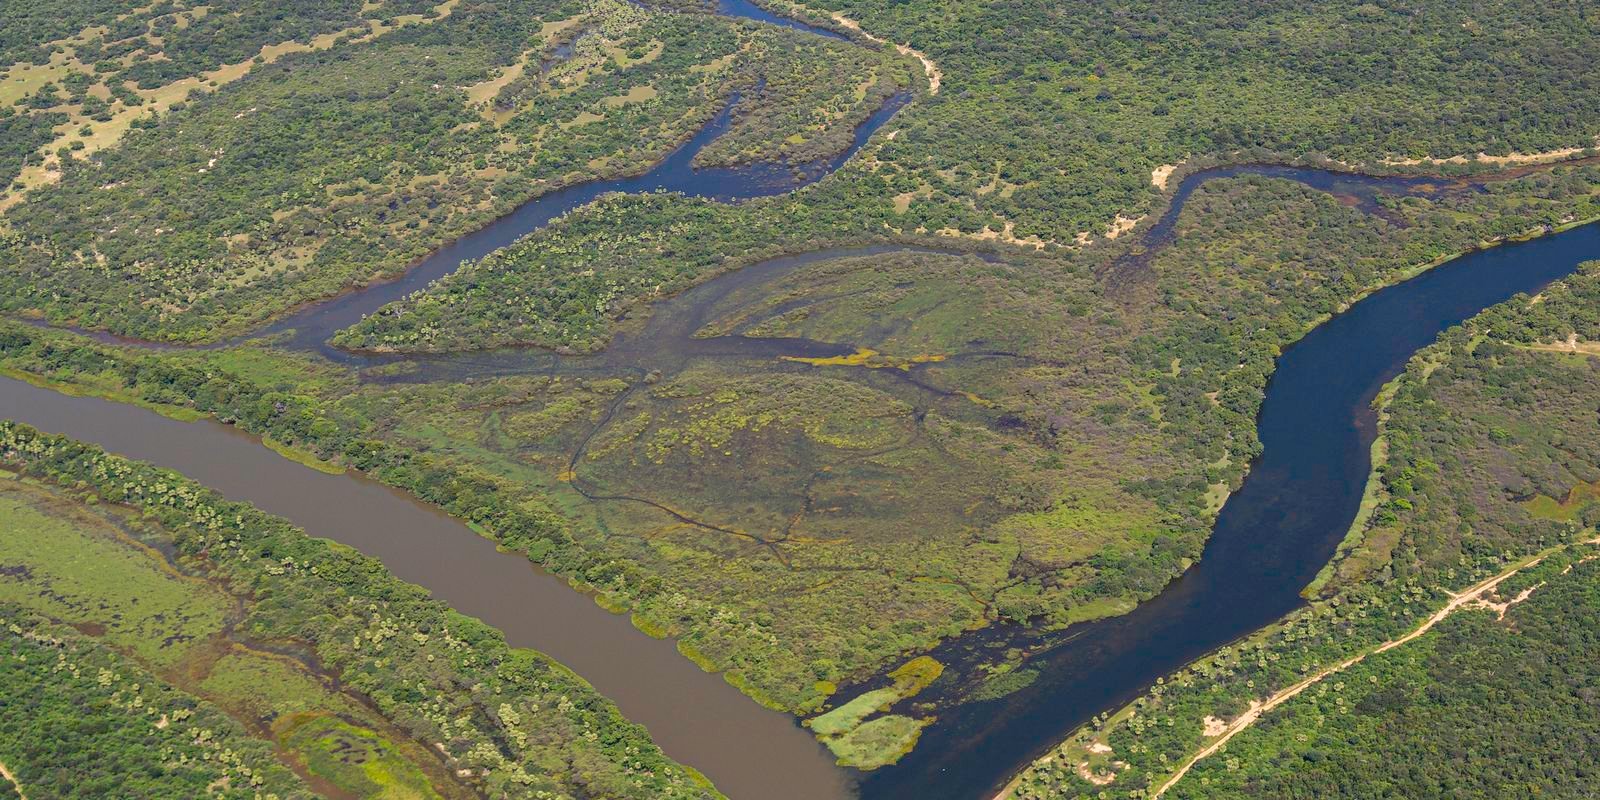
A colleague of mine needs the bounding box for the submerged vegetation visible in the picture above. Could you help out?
[4,166,1600,731]
[807,656,943,768]
[4,0,1600,784]
[0,422,720,799]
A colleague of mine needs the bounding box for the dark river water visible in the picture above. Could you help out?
[259,84,908,357]
[856,218,1600,800]
[3,2,1599,797]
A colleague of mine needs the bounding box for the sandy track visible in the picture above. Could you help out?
[1153,537,1598,797]
[826,12,942,95]
[1379,138,1600,168]
[0,759,25,799]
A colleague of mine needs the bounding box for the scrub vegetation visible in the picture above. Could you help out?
[1007,263,1600,799]
[2,609,312,799]
[5,0,1600,778]
[775,0,1600,239]
[3,166,1599,731]
[0,423,720,800]
[0,0,905,342]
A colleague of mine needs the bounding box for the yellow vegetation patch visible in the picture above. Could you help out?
[781,346,946,370]
[604,39,664,69]
[1521,479,1600,522]
[461,16,584,122]
[559,110,607,130]
[600,84,660,108]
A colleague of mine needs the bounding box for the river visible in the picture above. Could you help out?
[1,2,1598,797]
[854,214,1600,800]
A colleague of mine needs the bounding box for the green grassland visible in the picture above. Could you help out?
[807,656,942,767]
[0,426,722,800]
[1,607,314,799]
[1008,263,1600,799]
[0,486,231,669]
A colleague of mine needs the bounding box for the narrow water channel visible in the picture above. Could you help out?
[3,0,1598,794]
[0,5,882,800]
[5,196,1596,800]
[260,86,909,358]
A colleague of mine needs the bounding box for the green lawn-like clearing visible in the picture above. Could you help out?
[0,480,230,668]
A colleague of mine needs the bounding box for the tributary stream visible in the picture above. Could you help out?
[2,2,1598,796]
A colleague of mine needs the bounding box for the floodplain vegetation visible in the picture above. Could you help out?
[3,166,1600,775]
[1007,263,1600,799]
[5,0,1600,777]
[0,422,720,800]
[0,0,909,341]
[774,0,1600,239]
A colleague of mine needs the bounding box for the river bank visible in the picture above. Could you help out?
[854,210,1600,800]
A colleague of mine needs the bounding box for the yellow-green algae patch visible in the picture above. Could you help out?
[781,346,947,370]
[279,713,444,800]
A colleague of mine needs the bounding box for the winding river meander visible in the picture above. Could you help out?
[2,3,1599,799]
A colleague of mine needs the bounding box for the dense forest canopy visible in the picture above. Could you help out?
[790,0,1600,236]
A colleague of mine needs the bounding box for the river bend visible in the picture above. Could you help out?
[1,2,1598,796]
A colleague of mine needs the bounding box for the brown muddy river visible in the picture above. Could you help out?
[3,0,1598,791]
[0,373,853,799]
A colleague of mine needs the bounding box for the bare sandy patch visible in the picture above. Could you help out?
[462,17,584,122]
[1,0,462,212]
[0,759,24,799]
[1381,138,1598,168]
[1524,332,1600,357]
[1105,213,1143,239]
[824,11,941,95]
[1077,762,1120,786]
[1152,163,1179,191]
[935,220,1055,250]
[1469,584,1541,621]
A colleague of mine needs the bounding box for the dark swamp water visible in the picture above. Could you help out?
[4,1,1600,796]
